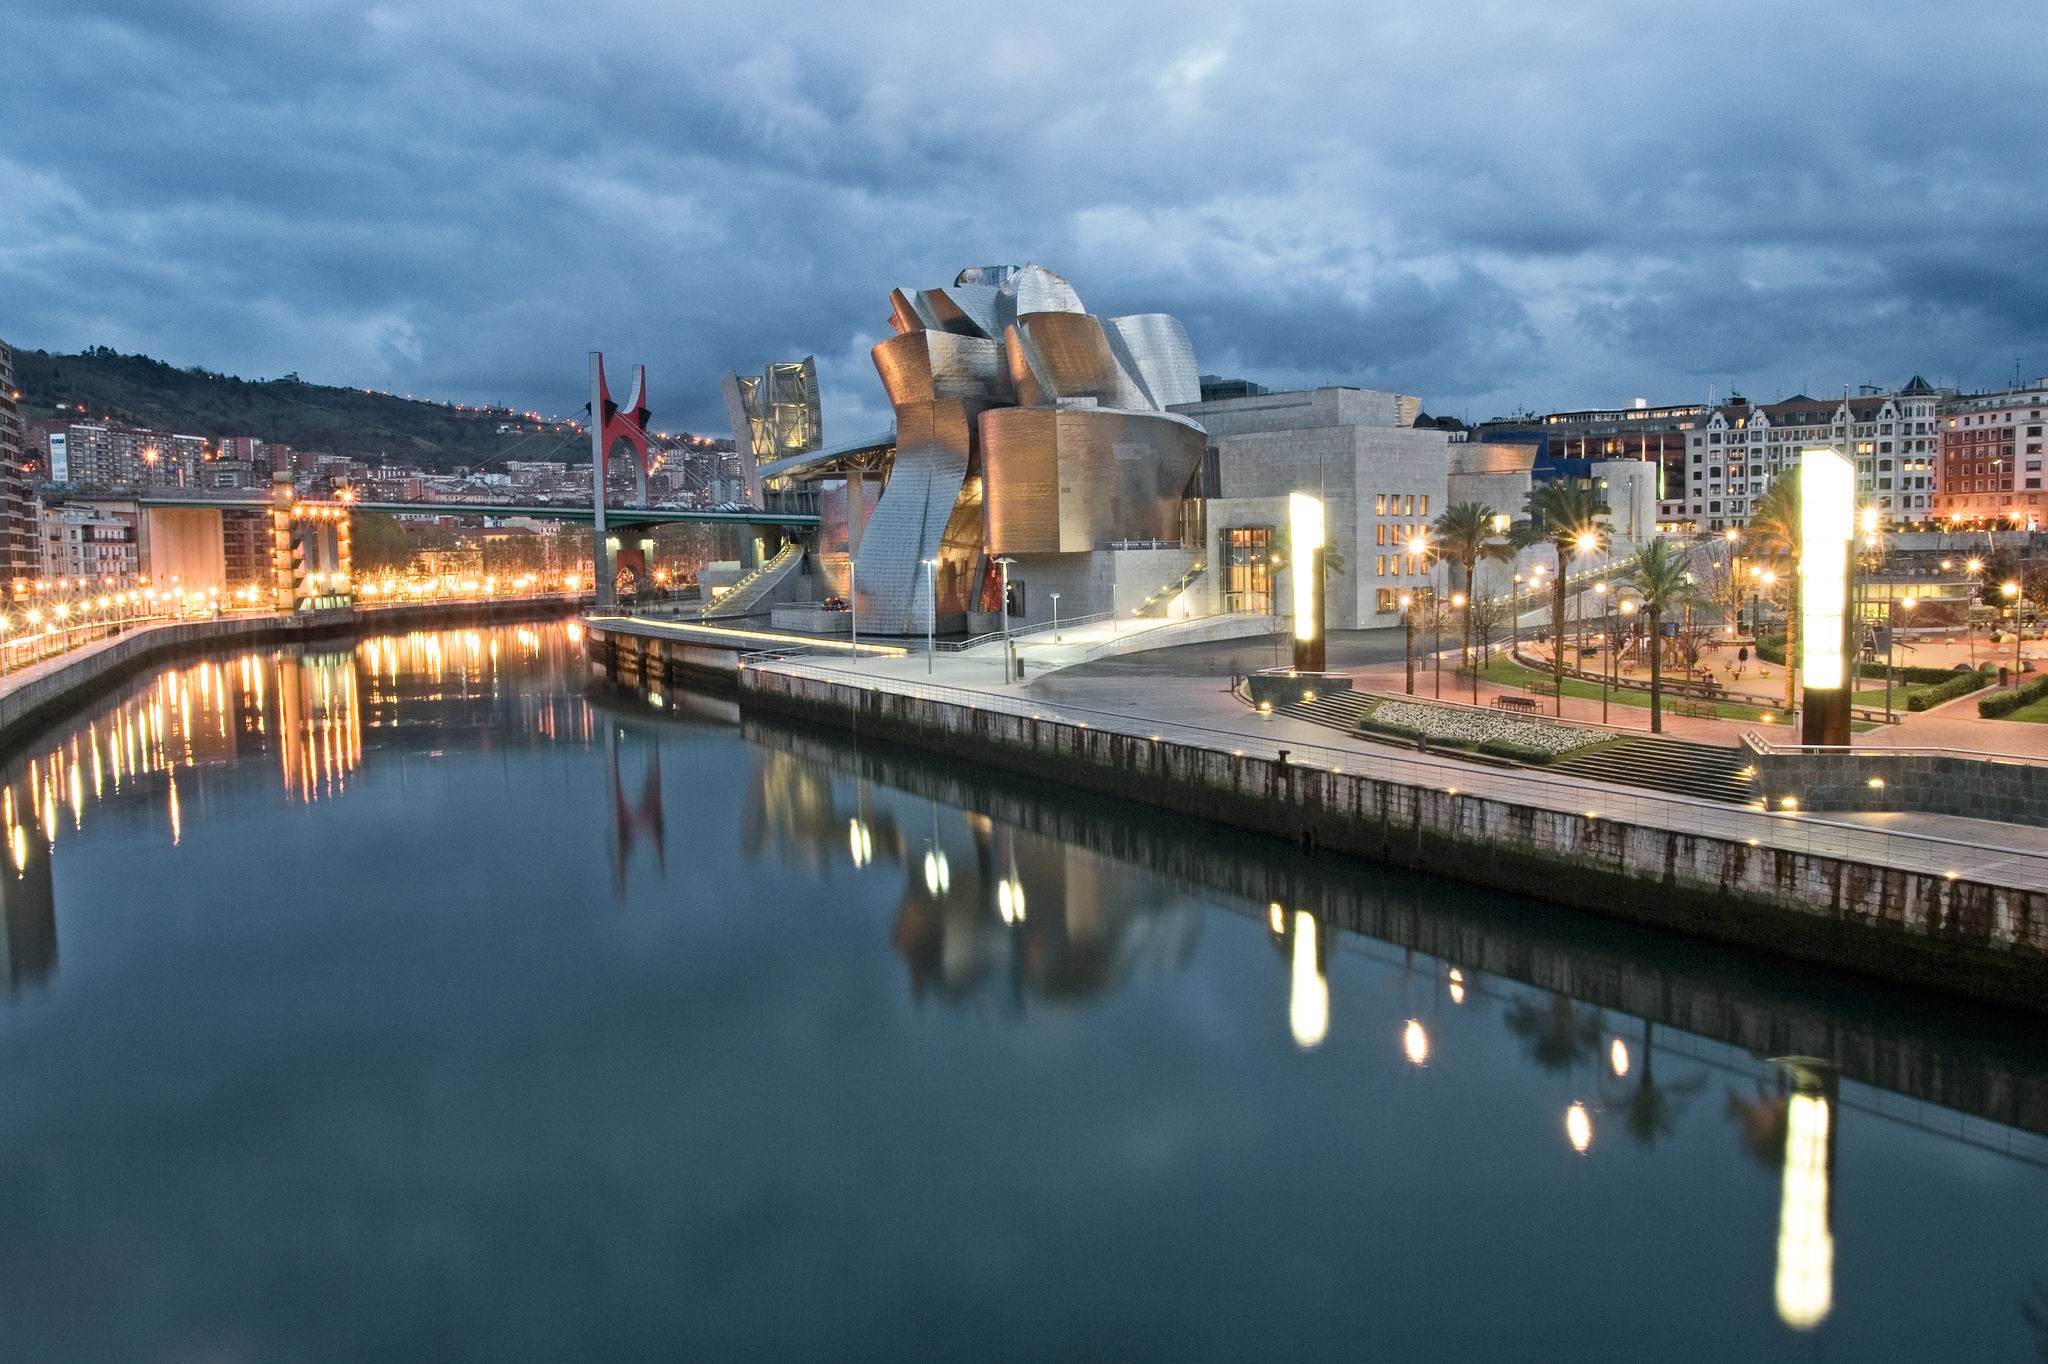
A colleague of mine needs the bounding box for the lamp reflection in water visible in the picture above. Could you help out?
[1288,910,1328,1050]
[1446,966,1465,1005]
[1774,1065,1835,1330]
[1566,1101,1593,1153]
[1403,1019,1428,1066]
[1610,1037,1630,1078]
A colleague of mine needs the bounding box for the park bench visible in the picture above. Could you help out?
[1492,694,1539,713]
[1526,677,1559,696]
[1674,699,1719,719]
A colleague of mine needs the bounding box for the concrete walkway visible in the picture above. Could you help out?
[757,644,2048,893]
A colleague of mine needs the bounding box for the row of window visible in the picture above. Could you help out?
[1372,494,1429,517]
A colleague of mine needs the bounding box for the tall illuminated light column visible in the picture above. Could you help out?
[1799,448,1855,747]
[1290,492,1326,673]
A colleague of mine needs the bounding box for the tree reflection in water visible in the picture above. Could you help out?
[1503,992,1604,1073]
[1608,1023,1707,1149]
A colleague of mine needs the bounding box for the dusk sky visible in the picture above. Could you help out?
[6,0,2047,435]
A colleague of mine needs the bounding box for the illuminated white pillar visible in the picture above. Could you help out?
[1290,492,1326,673]
[1799,448,1855,745]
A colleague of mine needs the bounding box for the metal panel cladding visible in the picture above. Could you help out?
[1104,314,1202,409]
[983,408,1205,554]
[1007,313,1151,410]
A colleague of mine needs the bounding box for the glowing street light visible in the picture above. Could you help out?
[1799,447,1856,745]
[1290,492,1326,673]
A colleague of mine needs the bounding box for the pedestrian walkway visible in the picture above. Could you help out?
[751,647,2048,893]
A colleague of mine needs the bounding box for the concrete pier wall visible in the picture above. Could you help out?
[737,666,2048,1014]
[1749,738,2048,828]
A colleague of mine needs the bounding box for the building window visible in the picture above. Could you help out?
[1223,526,1274,613]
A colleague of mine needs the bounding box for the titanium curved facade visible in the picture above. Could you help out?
[815,263,1206,634]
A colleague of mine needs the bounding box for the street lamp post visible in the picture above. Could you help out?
[2005,581,2023,680]
[1452,592,1468,701]
[1511,572,1523,660]
[994,556,1017,683]
[922,557,938,675]
[1402,593,1416,695]
[1051,592,1061,643]
[848,558,858,658]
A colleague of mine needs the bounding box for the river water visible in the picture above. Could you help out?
[0,621,2042,1361]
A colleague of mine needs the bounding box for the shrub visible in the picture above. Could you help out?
[1978,673,2048,718]
[1477,736,1572,764]
[1908,669,1991,711]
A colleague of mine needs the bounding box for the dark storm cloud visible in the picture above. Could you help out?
[4,0,2047,433]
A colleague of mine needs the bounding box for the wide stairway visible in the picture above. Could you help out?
[700,544,803,619]
[1545,736,1756,804]
[1273,692,1756,805]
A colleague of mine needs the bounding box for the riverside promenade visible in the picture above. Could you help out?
[731,630,2048,1012]
[0,595,584,751]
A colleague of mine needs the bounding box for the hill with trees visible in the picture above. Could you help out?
[11,347,583,471]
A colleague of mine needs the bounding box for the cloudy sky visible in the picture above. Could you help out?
[5,0,2047,435]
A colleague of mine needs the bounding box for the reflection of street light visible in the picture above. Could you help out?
[1403,1019,1428,1066]
[1289,911,1328,1050]
[1566,1101,1593,1153]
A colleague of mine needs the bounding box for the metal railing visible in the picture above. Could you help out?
[935,610,1115,653]
[741,654,2048,892]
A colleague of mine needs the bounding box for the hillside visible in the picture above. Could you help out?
[11,347,584,471]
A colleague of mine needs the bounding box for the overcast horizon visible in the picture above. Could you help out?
[5,0,2047,437]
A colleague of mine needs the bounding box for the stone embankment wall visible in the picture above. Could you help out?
[1749,740,2048,828]
[740,667,2048,1014]
[0,598,580,752]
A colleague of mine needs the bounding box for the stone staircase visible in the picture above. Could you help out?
[1273,692,1757,805]
[1546,736,1756,804]
[700,544,803,619]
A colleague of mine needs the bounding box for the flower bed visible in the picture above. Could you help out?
[1358,698,1609,762]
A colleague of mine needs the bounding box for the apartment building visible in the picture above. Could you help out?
[1674,378,1946,533]
[1935,379,2048,526]
[0,342,39,586]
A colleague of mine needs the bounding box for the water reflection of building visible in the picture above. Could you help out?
[890,815,1199,1008]
[276,649,364,802]
[0,816,55,993]
[742,749,1199,1008]
[0,624,587,1003]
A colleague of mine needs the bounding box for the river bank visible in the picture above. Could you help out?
[0,595,585,754]
[732,660,2048,1015]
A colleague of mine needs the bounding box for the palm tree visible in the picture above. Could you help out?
[1746,475,1801,713]
[1619,538,1705,733]
[1432,501,1513,700]
[1519,483,1611,715]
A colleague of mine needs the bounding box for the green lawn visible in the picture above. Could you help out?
[1478,658,1787,723]
[1852,684,1939,709]
[1990,696,2048,723]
